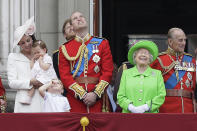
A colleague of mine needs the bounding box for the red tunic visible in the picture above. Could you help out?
[151,50,196,113]
[59,35,113,113]
[0,77,5,105]
[0,78,5,96]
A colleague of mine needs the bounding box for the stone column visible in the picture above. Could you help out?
[0,0,9,74]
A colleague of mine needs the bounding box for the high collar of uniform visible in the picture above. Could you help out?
[166,46,183,57]
[75,33,91,43]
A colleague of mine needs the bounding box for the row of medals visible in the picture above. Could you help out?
[92,45,100,74]
[174,60,195,88]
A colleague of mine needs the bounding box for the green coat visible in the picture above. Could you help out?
[117,66,166,113]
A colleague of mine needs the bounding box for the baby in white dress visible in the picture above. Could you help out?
[39,79,70,112]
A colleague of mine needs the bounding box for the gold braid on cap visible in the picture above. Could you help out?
[94,80,109,98]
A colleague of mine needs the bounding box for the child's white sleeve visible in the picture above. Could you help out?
[63,97,71,111]
[43,91,49,100]
[43,55,52,64]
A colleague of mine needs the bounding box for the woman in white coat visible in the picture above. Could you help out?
[7,16,43,112]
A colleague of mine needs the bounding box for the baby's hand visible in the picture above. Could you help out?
[52,79,59,84]
[38,55,44,62]
[40,53,45,57]
[47,81,52,87]
[32,54,39,61]
[31,57,35,63]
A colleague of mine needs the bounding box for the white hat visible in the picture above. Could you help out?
[12,16,36,52]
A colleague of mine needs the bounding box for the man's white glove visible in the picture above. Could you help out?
[128,104,145,113]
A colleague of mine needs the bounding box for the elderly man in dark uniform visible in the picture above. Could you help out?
[151,27,196,113]
[58,11,113,113]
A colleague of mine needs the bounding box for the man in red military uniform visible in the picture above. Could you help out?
[0,77,6,113]
[151,27,196,113]
[58,11,113,113]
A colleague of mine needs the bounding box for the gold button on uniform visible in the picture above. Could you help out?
[138,98,142,101]
[139,89,143,93]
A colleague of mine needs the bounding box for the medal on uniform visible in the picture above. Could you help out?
[174,61,180,70]
[187,62,195,72]
[185,79,190,88]
[94,65,100,73]
[92,45,96,53]
[187,72,192,80]
[95,45,99,53]
[92,54,100,63]
[175,61,195,72]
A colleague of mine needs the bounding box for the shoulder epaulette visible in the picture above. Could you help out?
[61,38,73,47]
[53,49,59,54]
[118,61,133,71]
[53,39,73,54]
[184,52,193,57]
[122,61,130,65]
[60,43,68,50]
[60,44,65,48]
[94,36,106,40]
[158,51,168,56]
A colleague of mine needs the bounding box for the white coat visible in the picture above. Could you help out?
[7,53,43,113]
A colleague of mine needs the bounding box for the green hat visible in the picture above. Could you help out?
[128,40,158,65]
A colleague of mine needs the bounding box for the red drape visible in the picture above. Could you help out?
[0,113,197,131]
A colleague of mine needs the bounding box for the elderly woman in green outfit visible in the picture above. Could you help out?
[117,40,166,113]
